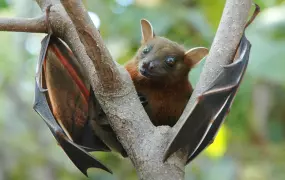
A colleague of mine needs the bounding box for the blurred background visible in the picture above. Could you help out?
[0,0,285,179]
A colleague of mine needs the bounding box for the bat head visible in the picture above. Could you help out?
[137,19,209,84]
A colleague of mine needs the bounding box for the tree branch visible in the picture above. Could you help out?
[0,16,47,33]
[173,0,253,134]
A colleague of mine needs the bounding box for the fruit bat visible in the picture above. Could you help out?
[163,4,260,162]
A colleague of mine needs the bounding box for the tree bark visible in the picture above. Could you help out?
[0,16,46,33]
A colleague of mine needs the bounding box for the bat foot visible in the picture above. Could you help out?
[138,92,148,107]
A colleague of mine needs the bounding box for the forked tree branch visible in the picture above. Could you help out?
[0,0,253,179]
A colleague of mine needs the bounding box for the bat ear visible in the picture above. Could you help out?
[184,47,209,67]
[140,19,155,43]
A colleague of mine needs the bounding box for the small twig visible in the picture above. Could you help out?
[0,16,47,33]
[245,3,260,29]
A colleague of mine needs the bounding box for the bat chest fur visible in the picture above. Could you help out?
[136,83,191,127]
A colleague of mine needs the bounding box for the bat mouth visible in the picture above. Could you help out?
[139,68,153,78]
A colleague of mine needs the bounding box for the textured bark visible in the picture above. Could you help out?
[0,16,46,33]
[0,0,252,179]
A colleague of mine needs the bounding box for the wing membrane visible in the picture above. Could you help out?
[34,35,112,176]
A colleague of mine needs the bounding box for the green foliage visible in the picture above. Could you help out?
[247,4,285,84]
[0,0,8,9]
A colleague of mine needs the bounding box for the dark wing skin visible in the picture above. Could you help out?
[34,34,112,176]
[33,83,111,175]
[187,35,250,162]
[164,34,251,162]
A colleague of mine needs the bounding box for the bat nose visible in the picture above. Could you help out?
[149,62,155,70]
[142,62,155,71]
[142,62,148,69]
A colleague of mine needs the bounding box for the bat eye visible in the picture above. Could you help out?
[165,56,176,67]
[142,46,151,54]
